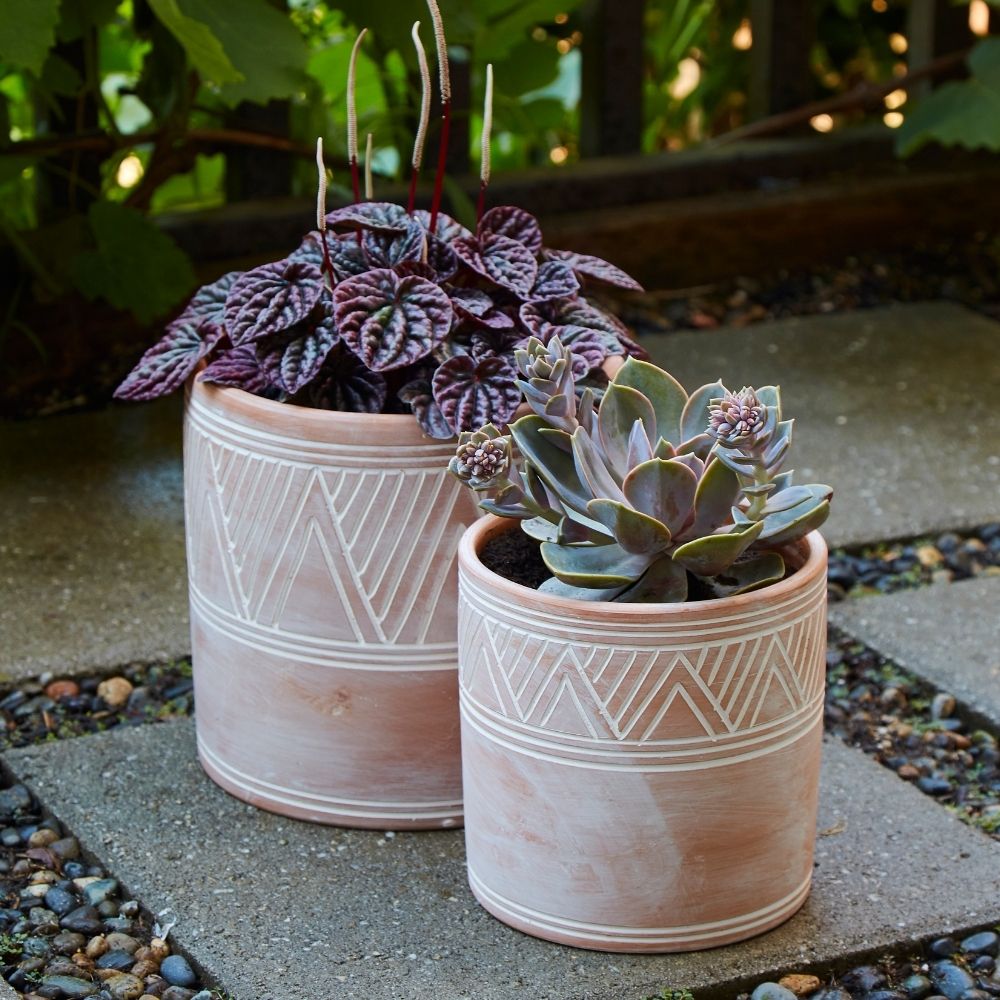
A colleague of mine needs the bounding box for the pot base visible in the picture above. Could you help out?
[198,738,464,830]
[468,867,811,953]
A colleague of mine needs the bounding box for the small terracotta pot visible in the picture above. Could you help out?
[183,378,477,829]
[457,516,828,952]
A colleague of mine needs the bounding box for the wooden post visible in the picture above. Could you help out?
[748,0,815,120]
[224,100,293,201]
[907,0,974,97]
[579,0,644,157]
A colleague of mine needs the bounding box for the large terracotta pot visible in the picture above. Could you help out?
[457,516,828,952]
[183,378,477,829]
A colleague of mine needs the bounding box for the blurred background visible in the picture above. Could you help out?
[1,0,998,418]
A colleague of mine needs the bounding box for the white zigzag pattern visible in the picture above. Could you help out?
[458,600,826,743]
[185,417,471,649]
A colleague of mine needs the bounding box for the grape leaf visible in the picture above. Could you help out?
[0,0,61,75]
[147,0,243,85]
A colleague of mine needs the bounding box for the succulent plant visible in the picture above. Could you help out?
[114,5,644,440]
[451,337,832,603]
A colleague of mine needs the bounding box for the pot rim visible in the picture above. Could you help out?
[459,514,827,621]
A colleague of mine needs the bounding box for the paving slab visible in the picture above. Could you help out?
[0,397,188,679]
[645,302,1000,548]
[831,576,1000,729]
[7,720,999,1000]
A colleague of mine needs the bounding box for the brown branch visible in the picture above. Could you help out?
[710,48,970,147]
[0,127,344,165]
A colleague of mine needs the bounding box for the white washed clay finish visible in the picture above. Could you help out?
[183,378,477,828]
[458,517,828,952]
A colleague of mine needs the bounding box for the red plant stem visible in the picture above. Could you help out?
[428,100,451,234]
[476,179,487,225]
[407,165,419,215]
[319,229,337,292]
[349,156,361,204]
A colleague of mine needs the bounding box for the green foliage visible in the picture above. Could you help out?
[896,39,1000,156]
[146,0,243,86]
[72,201,196,323]
[0,0,61,75]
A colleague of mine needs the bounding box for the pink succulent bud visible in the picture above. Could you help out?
[708,387,769,446]
[449,427,511,488]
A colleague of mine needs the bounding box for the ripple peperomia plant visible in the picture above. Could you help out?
[449,338,832,602]
[113,4,644,440]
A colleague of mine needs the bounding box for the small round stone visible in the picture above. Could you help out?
[97,950,137,972]
[45,680,80,701]
[38,975,98,999]
[97,677,134,709]
[28,828,59,848]
[931,693,957,720]
[902,973,934,999]
[45,888,79,917]
[930,959,976,998]
[159,955,196,988]
[963,933,1000,958]
[778,974,821,997]
[105,934,139,956]
[83,879,119,907]
[106,973,146,1000]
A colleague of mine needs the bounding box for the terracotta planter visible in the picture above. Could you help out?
[457,516,828,952]
[183,378,477,829]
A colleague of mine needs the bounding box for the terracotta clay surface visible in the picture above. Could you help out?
[183,380,477,828]
[457,516,828,952]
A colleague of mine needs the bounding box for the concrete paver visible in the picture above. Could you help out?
[649,302,1000,547]
[7,721,999,1000]
[831,576,1000,729]
[0,398,187,679]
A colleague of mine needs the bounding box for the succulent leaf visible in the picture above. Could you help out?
[686,458,741,539]
[453,233,538,297]
[538,576,627,601]
[671,521,764,576]
[616,555,688,603]
[540,540,653,588]
[680,380,725,444]
[334,268,452,371]
[571,426,627,501]
[587,499,672,555]
[509,414,590,513]
[621,458,698,537]
[757,488,832,543]
[598,384,658,475]
[612,357,688,446]
[477,205,543,253]
[707,552,786,599]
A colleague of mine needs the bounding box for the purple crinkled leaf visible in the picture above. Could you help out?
[520,297,631,355]
[198,342,277,396]
[291,345,387,413]
[398,377,454,440]
[333,268,452,372]
[256,299,339,394]
[469,328,521,361]
[527,259,580,302]
[413,209,472,243]
[394,260,439,281]
[432,354,521,433]
[177,270,242,327]
[325,201,410,234]
[452,233,538,298]
[363,218,426,268]
[224,259,325,345]
[425,235,458,281]
[544,248,644,292]
[290,232,369,282]
[114,318,223,401]
[478,206,543,254]
[450,288,516,330]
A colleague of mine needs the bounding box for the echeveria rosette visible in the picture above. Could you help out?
[449,338,833,604]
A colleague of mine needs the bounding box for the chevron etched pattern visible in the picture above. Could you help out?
[184,390,477,662]
[458,572,827,745]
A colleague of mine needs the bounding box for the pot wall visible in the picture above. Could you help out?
[458,517,828,951]
[183,379,477,828]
